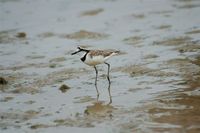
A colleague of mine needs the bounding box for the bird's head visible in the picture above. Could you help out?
[71,46,89,55]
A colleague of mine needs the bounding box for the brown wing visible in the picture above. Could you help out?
[89,50,114,57]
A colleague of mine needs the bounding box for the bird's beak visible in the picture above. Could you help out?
[71,50,81,55]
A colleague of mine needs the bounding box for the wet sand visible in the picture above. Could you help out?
[0,0,200,133]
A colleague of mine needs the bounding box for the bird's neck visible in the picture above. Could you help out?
[80,51,89,62]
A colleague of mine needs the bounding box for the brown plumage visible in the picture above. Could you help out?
[89,50,119,57]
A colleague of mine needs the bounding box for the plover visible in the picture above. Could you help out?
[71,46,119,103]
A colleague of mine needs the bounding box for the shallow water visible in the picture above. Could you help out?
[0,0,200,133]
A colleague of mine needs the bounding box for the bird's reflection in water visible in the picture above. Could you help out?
[96,81,112,104]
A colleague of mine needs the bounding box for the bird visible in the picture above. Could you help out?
[71,46,120,103]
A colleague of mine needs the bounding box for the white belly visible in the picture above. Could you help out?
[84,55,106,66]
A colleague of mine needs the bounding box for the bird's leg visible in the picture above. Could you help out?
[108,83,112,104]
[105,62,112,104]
[94,66,99,98]
[104,62,111,84]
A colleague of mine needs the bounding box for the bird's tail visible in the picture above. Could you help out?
[114,50,120,54]
[110,50,120,56]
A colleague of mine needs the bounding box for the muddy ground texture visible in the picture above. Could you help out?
[0,0,200,133]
